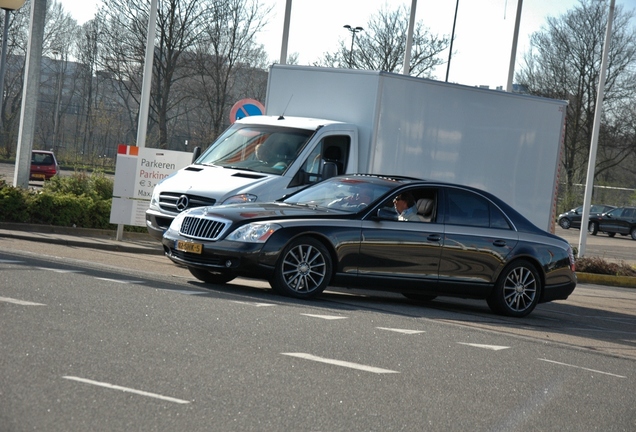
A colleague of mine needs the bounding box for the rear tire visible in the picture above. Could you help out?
[631,227,636,240]
[558,218,571,229]
[270,236,332,299]
[487,260,541,317]
[588,221,598,235]
[188,267,235,284]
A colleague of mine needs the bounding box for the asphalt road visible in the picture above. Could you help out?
[1,237,635,431]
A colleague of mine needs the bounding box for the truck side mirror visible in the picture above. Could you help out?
[322,162,338,180]
[192,146,202,163]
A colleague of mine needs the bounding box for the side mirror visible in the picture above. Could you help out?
[322,162,338,180]
[192,146,202,163]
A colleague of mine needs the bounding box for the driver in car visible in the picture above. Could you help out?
[255,144,287,170]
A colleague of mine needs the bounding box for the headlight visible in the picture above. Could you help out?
[222,194,257,205]
[227,222,281,243]
[149,188,160,210]
[168,211,188,232]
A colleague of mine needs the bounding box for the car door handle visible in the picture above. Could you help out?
[493,239,507,247]
[427,234,442,242]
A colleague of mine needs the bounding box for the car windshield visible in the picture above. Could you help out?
[195,124,313,175]
[283,177,394,212]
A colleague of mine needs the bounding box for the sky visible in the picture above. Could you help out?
[57,0,636,88]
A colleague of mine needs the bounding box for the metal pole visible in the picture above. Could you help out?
[349,31,355,67]
[13,0,47,188]
[279,0,292,64]
[403,0,417,75]
[344,25,362,68]
[446,0,459,82]
[135,0,158,150]
[0,10,10,152]
[506,0,523,92]
[578,0,615,257]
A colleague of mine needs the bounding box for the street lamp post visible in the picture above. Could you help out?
[343,24,363,68]
[0,0,27,155]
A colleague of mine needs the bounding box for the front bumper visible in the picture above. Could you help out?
[161,234,274,278]
[146,209,176,241]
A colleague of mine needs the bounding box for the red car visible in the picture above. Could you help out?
[30,150,60,180]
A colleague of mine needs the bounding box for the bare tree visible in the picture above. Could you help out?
[516,0,636,206]
[97,0,208,148]
[0,6,30,159]
[320,4,450,77]
[189,0,271,143]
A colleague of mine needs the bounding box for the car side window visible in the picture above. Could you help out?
[445,188,510,229]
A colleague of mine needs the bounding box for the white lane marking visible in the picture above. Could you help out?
[0,296,46,306]
[231,301,276,307]
[281,353,399,374]
[457,342,510,351]
[62,376,191,404]
[300,313,347,320]
[37,267,82,273]
[538,358,626,378]
[95,278,145,284]
[376,327,425,335]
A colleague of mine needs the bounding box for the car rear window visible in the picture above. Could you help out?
[32,153,54,165]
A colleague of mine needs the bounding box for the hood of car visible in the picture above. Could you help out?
[182,202,350,224]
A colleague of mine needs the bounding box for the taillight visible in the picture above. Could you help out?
[568,247,576,272]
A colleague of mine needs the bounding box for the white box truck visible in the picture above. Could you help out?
[146,65,567,240]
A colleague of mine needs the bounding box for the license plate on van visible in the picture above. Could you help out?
[176,240,203,254]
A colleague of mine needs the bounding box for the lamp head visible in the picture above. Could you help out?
[0,0,27,11]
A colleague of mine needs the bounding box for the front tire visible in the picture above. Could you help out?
[588,221,599,235]
[487,260,541,317]
[558,218,571,229]
[631,227,636,240]
[270,237,332,299]
[188,267,235,284]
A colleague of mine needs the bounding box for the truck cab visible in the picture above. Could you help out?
[145,115,357,240]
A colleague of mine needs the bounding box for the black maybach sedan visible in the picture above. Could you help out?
[162,175,576,317]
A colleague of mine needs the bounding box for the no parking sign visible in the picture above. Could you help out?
[229,98,265,124]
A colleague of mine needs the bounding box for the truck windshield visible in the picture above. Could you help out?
[195,124,313,175]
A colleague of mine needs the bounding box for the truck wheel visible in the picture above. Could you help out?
[188,267,235,284]
[487,260,541,317]
[588,221,598,235]
[558,218,571,229]
[631,227,636,240]
[270,237,332,299]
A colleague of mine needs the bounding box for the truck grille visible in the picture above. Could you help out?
[180,216,228,241]
[159,192,216,213]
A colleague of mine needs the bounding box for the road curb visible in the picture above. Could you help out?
[0,222,163,255]
[576,272,636,289]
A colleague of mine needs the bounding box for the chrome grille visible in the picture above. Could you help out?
[180,217,228,240]
[159,192,216,213]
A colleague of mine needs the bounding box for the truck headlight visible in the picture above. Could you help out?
[222,194,257,205]
[149,188,160,210]
[167,211,187,233]
[227,222,281,243]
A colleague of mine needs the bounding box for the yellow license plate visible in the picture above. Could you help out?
[32,174,45,180]
[176,240,203,254]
